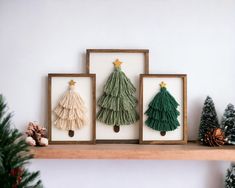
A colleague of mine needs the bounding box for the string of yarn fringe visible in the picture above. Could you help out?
[54,87,87,131]
[97,67,139,125]
[145,87,180,132]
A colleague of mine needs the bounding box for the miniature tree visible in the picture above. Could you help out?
[198,96,220,142]
[221,104,235,145]
[0,95,42,187]
[225,163,235,188]
[97,59,139,133]
[54,80,86,137]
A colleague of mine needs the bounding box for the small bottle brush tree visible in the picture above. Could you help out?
[145,82,180,136]
[97,59,139,133]
[198,96,220,143]
[221,104,235,145]
[0,95,42,187]
[225,163,235,188]
[54,80,86,137]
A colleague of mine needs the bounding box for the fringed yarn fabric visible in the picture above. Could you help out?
[145,87,180,132]
[97,67,139,126]
[54,87,87,131]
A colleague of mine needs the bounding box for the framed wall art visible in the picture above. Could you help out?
[139,74,187,144]
[86,49,149,143]
[48,74,96,144]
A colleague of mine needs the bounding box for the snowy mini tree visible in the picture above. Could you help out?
[221,104,235,145]
[54,80,86,137]
[97,59,139,133]
[145,81,180,136]
[198,96,220,142]
[225,163,235,188]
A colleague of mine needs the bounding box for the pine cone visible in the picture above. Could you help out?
[25,122,47,146]
[25,122,35,136]
[203,128,225,147]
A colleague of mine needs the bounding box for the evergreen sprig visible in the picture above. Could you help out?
[0,95,42,188]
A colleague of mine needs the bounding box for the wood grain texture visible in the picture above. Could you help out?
[31,142,235,160]
[86,49,149,53]
[86,49,149,74]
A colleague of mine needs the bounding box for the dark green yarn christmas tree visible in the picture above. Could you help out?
[97,59,139,133]
[198,96,220,143]
[145,82,180,136]
[0,95,42,187]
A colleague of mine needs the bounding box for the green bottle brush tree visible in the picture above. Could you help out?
[222,104,235,145]
[97,59,139,133]
[145,82,180,136]
[198,96,220,143]
[225,163,235,188]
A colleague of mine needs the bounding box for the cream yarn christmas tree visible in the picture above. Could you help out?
[54,80,86,137]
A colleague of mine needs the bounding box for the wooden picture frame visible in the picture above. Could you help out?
[86,49,149,144]
[139,74,187,145]
[48,74,96,144]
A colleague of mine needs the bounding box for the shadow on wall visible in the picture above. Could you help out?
[188,97,204,140]
[39,76,48,129]
[205,161,228,188]
[81,52,87,73]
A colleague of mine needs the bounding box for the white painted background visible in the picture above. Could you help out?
[0,0,234,187]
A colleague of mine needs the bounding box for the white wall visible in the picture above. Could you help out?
[0,0,234,187]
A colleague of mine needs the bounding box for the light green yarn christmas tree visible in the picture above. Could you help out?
[145,82,180,136]
[97,59,139,133]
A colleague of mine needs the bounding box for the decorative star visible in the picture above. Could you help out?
[69,80,76,86]
[160,81,167,88]
[113,59,123,68]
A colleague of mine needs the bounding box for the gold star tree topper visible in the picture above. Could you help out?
[69,80,76,86]
[160,81,167,88]
[113,59,123,68]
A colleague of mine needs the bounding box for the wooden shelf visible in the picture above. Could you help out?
[31,142,235,161]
